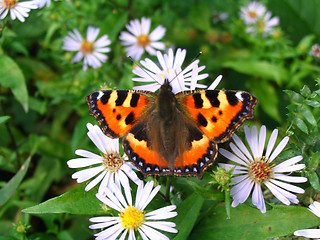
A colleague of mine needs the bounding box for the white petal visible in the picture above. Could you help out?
[273,156,303,172]
[207,75,222,90]
[67,158,102,168]
[269,179,305,194]
[251,183,266,213]
[139,224,169,240]
[269,136,289,162]
[232,134,253,161]
[273,174,307,183]
[75,149,101,159]
[144,221,178,233]
[71,165,104,182]
[229,143,250,164]
[96,192,123,212]
[145,205,176,217]
[294,229,320,238]
[219,148,248,166]
[309,201,320,217]
[265,129,278,159]
[85,170,106,191]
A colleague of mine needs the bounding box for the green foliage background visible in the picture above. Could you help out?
[1,0,320,239]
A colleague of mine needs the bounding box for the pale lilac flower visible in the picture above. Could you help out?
[310,44,320,58]
[213,11,228,23]
[89,181,178,240]
[219,125,307,213]
[67,123,141,194]
[119,17,166,60]
[294,201,320,238]
[0,0,38,22]
[240,1,266,25]
[62,26,111,71]
[132,48,208,93]
[246,11,279,37]
[34,0,61,8]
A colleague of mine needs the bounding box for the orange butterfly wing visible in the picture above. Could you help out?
[86,90,155,138]
[177,90,257,142]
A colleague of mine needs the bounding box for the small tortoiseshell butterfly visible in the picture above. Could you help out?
[86,80,257,179]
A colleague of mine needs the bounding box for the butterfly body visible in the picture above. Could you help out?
[86,81,257,179]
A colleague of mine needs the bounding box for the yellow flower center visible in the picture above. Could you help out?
[3,0,17,8]
[80,40,94,54]
[119,206,144,230]
[102,153,124,173]
[137,34,150,47]
[248,157,274,183]
[248,11,257,19]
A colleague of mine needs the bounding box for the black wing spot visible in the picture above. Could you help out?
[130,93,140,107]
[187,125,203,142]
[115,90,129,106]
[113,108,116,113]
[219,110,223,115]
[198,113,208,127]
[206,91,220,107]
[125,112,135,125]
[193,93,203,108]
[100,92,111,104]
[226,92,239,106]
[212,116,217,122]
[116,114,121,120]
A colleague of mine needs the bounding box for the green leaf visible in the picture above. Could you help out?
[250,80,281,122]
[0,54,28,112]
[186,180,224,201]
[173,193,204,240]
[0,157,31,206]
[309,172,320,191]
[189,204,320,240]
[0,116,10,124]
[22,185,106,215]
[223,61,287,85]
[189,3,211,32]
[300,85,311,97]
[305,100,320,108]
[284,90,304,104]
[269,0,320,43]
[300,106,317,126]
[294,117,308,134]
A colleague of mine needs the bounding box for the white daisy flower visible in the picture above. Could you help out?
[219,125,307,213]
[89,181,178,240]
[213,11,228,23]
[0,0,38,22]
[310,44,320,58]
[34,0,61,8]
[132,48,209,93]
[294,201,320,238]
[62,26,111,71]
[246,11,279,37]
[240,1,266,25]
[67,123,141,194]
[119,17,166,60]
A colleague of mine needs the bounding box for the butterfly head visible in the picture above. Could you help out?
[160,79,173,93]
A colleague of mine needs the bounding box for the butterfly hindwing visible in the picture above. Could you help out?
[123,108,218,178]
[177,90,257,143]
[86,90,155,138]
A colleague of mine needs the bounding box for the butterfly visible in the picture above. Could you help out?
[86,79,257,179]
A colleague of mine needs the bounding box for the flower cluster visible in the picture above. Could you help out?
[240,1,279,37]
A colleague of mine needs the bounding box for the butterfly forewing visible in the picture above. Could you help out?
[177,90,258,143]
[86,90,156,138]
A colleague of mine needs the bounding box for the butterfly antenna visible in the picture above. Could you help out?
[128,56,161,85]
[168,51,202,84]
